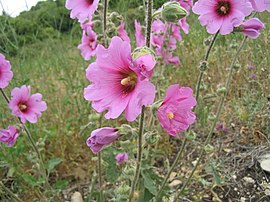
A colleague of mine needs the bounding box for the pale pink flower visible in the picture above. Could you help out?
[118,21,130,43]
[171,24,182,41]
[0,53,13,89]
[65,0,99,23]
[193,0,253,35]
[157,84,197,136]
[135,20,146,47]
[177,0,193,13]
[8,85,47,123]
[240,18,265,39]
[78,24,97,60]
[179,18,189,34]
[151,20,166,48]
[84,37,155,122]
[115,153,128,164]
[249,0,270,12]
[86,127,119,154]
[0,126,19,147]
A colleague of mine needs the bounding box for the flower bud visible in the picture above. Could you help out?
[116,184,130,196]
[204,144,215,154]
[132,46,156,61]
[233,63,241,70]
[118,124,134,136]
[161,2,187,23]
[199,60,208,71]
[144,130,160,145]
[217,86,227,95]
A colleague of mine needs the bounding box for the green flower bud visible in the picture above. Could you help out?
[144,130,160,145]
[199,60,208,71]
[186,131,197,141]
[161,2,187,23]
[204,144,215,154]
[118,124,134,136]
[132,46,156,61]
[233,63,241,70]
[116,184,130,196]
[208,114,216,121]
[217,86,227,95]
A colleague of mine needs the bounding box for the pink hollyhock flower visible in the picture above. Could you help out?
[133,54,156,79]
[115,153,128,164]
[86,127,119,154]
[169,37,177,50]
[0,126,19,147]
[135,20,146,47]
[240,18,265,39]
[193,0,253,35]
[151,20,166,48]
[78,24,97,60]
[8,85,47,123]
[157,84,197,136]
[179,18,189,34]
[84,36,155,122]
[65,0,99,23]
[171,24,182,41]
[0,53,13,89]
[249,0,270,12]
[177,0,193,13]
[118,21,130,43]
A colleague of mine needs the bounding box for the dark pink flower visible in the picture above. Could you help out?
[0,53,13,89]
[249,0,270,12]
[115,153,128,164]
[193,0,253,35]
[118,21,130,43]
[84,37,155,122]
[0,126,19,147]
[135,20,146,47]
[65,0,99,23]
[157,84,197,137]
[86,127,119,154]
[8,85,47,123]
[133,54,156,79]
[78,23,97,60]
[240,18,264,39]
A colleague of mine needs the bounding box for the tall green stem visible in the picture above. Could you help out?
[175,36,248,200]
[103,0,108,47]
[128,1,152,201]
[155,138,187,200]
[195,32,219,102]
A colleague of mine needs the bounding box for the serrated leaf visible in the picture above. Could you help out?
[141,170,157,195]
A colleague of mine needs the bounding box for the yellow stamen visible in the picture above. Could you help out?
[167,112,174,120]
[19,103,27,111]
[121,77,131,86]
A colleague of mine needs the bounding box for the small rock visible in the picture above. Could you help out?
[243,176,255,184]
[169,180,182,187]
[260,159,270,173]
[71,192,83,202]
[240,197,246,202]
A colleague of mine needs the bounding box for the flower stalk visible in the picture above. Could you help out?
[175,36,248,199]
[0,181,23,202]
[128,1,153,201]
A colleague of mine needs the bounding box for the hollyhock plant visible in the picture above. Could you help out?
[0,53,13,89]
[78,24,98,60]
[8,85,47,123]
[118,21,130,43]
[239,18,265,39]
[249,0,270,12]
[65,0,99,23]
[133,54,156,79]
[192,0,253,35]
[84,36,155,122]
[86,127,119,154]
[115,153,128,164]
[157,84,197,137]
[0,126,19,147]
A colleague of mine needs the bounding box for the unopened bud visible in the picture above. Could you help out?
[132,46,156,61]
[161,2,187,23]
[233,63,241,70]
[199,60,208,71]
[144,130,160,145]
[217,86,227,95]
[204,144,215,154]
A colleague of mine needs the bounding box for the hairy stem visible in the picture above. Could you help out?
[155,138,187,200]
[0,181,23,202]
[175,36,248,199]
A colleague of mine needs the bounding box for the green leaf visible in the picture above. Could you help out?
[141,169,157,196]
[47,158,62,174]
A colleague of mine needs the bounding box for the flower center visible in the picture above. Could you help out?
[216,1,231,16]
[120,72,137,94]
[87,0,94,5]
[19,103,28,112]
[167,112,174,120]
